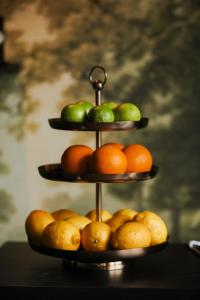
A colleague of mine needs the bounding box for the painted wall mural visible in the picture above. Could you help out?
[0,0,200,244]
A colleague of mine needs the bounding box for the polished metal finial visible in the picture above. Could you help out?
[89,65,107,90]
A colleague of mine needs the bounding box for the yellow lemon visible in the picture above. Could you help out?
[134,211,168,246]
[113,208,138,220]
[66,216,91,231]
[112,221,151,249]
[106,215,129,232]
[52,209,79,221]
[81,221,112,251]
[42,220,80,251]
[86,209,112,222]
[25,210,55,246]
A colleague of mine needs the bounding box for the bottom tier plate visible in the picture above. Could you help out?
[29,240,168,264]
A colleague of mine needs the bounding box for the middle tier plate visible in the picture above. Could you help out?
[38,164,158,183]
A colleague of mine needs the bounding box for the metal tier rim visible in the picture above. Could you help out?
[38,164,158,183]
[29,239,168,263]
[48,118,148,131]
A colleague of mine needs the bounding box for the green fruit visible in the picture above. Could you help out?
[101,102,118,110]
[76,101,93,114]
[61,104,86,122]
[87,105,115,122]
[113,103,141,121]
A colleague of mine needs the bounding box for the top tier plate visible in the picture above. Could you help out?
[48,118,148,131]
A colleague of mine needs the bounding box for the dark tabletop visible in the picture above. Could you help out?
[0,242,199,299]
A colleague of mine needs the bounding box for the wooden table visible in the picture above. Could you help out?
[0,242,199,299]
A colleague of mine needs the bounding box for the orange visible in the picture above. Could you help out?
[52,209,79,221]
[86,209,112,222]
[42,220,81,251]
[103,143,124,150]
[61,145,93,174]
[123,144,153,173]
[25,210,55,246]
[106,215,129,232]
[112,221,151,249]
[66,216,91,231]
[113,208,138,220]
[134,211,168,246]
[81,221,112,251]
[90,145,127,174]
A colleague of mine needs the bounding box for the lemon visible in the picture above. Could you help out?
[66,215,91,231]
[52,209,79,221]
[112,221,151,249]
[25,210,55,246]
[86,209,112,222]
[113,208,138,220]
[81,221,112,251]
[134,211,168,246]
[106,215,129,232]
[42,220,81,251]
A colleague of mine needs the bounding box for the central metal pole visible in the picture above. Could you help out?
[95,89,102,222]
[89,66,107,223]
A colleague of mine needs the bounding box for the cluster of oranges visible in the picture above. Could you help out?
[61,143,153,174]
[25,208,168,252]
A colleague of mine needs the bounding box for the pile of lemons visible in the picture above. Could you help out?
[25,208,168,252]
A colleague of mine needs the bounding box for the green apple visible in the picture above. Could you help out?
[87,105,114,122]
[101,101,118,110]
[76,101,93,114]
[61,104,86,122]
[113,103,141,121]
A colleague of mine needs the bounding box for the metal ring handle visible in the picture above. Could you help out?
[89,65,107,90]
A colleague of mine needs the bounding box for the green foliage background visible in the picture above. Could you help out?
[0,0,200,243]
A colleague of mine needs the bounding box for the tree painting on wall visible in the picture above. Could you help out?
[0,0,199,242]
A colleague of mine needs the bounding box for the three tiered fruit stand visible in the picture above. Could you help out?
[30,66,167,270]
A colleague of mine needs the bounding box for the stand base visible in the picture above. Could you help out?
[62,259,125,270]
